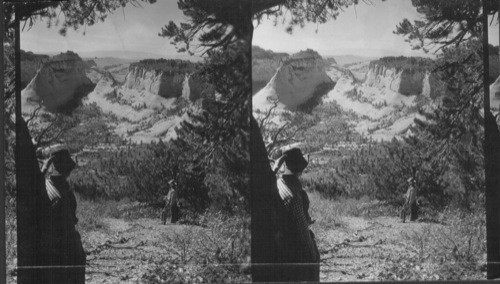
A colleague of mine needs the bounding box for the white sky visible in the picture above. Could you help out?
[253,0,429,57]
[21,0,500,58]
[254,0,500,57]
[21,1,189,58]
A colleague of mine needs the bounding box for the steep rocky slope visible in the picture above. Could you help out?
[20,50,50,89]
[21,51,94,113]
[489,75,500,113]
[252,46,289,94]
[325,56,445,140]
[253,49,334,111]
[124,66,185,99]
[84,59,210,143]
[365,57,445,98]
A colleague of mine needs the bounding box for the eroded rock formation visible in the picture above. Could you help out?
[253,49,333,110]
[21,51,94,113]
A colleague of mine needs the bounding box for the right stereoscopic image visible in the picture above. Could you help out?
[252,0,499,281]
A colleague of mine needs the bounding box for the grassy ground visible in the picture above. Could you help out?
[76,195,251,283]
[306,190,487,281]
[6,195,250,284]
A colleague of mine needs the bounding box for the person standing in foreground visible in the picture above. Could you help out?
[39,144,86,284]
[400,177,418,223]
[166,180,180,224]
[275,148,320,282]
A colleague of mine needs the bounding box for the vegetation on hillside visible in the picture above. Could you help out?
[252,45,289,60]
[130,58,199,74]
[20,49,50,88]
[369,56,434,74]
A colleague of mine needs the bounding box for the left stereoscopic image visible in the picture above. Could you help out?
[5,1,250,283]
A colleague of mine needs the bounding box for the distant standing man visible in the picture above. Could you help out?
[401,177,418,223]
[166,180,180,224]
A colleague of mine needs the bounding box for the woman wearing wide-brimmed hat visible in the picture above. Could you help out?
[38,143,86,284]
[273,148,319,282]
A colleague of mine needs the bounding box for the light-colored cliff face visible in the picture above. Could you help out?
[253,50,333,110]
[490,75,500,113]
[324,59,448,141]
[123,66,210,102]
[365,64,445,98]
[124,66,185,99]
[364,64,402,93]
[21,52,93,113]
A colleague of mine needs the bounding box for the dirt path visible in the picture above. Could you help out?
[318,215,445,282]
[82,218,205,283]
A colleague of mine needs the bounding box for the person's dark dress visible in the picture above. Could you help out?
[277,174,320,282]
[39,175,86,284]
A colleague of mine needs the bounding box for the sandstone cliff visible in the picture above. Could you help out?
[253,49,333,110]
[21,51,94,113]
[489,75,500,112]
[124,66,185,99]
[252,46,289,94]
[20,50,50,89]
[123,60,208,102]
[365,57,445,98]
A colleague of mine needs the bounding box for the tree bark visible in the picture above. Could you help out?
[13,8,53,282]
[484,5,500,278]
[250,116,290,281]
[485,109,500,280]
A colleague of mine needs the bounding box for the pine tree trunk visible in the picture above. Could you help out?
[250,116,290,281]
[484,8,500,277]
[16,116,48,283]
[485,111,500,279]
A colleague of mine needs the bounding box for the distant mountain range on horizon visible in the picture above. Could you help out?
[28,49,203,62]
[252,45,436,65]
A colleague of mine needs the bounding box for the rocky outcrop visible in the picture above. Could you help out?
[84,59,98,69]
[252,58,283,94]
[489,75,500,112]
[252,46,289,94]
[365,58,445,98]
[124,65,212,103]
[21,51,94,113]
[124,66,185,99]
[20,50,50,89]
[253,49,333,110]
